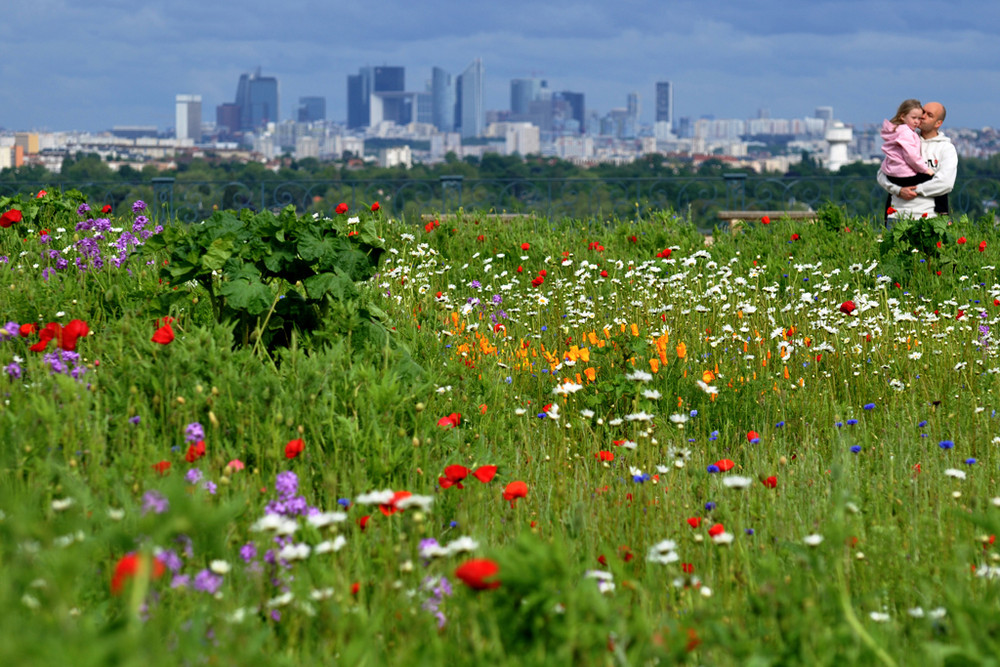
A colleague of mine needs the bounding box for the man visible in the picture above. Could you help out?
[877,102,958,221]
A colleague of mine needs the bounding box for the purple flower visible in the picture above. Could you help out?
[142,490,169,515]
[185,468,203,485]
[1,321,20,340]
[155,549,183,572]
[5,362,21,379]
[129,415,141,425]
[239,543,257,563]
[203,481,217,495]
[171,574,191,589]
[184,422,204,443]
[41,267,55,282]
[192,569,223,594]
[275,471,298,499]
[77,203,91,215]
[132,200,147,213]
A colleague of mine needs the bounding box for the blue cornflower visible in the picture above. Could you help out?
[705,502,717,511]
[129,415,141,425]
[939,440,955,450]
[337,498,351,508]
[863,403,876,410]
[775,421,785,428]
[449,520,458,528]
[918,420,928,427]
[707,465,720,474]
[847,419,858,426]
[633,473,651,483]
[690,409,698,417]
[965,458,976,465]
[850,446,862,454]
[745,528,755,535]
[835,422,844,428]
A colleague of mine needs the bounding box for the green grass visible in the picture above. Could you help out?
[2,195,1000,665]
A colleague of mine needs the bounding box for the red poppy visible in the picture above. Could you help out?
[351,582,361,595]
[357,515,371,530]
[455,558,501,590]
[886,207,896,215]
[102,204,113,214]
[681,562,695,574]
[956,310,964,320]
[715,459,735,471]
[111,553,166,595]
[185,440,206,463]
[424,219,439,233]
[379,490,412,516]
[285,438,304,459]
[629,235,638,243]
[957,237,967,244]
[707,523,725,538]
[503,481,528,507]
[686,517,702,528]
[371,201,380,212]
[0,209,23,228]
[36,190,47,199]
[761,215,770,225]
[979,241,987,252]
[600,269,608,277]
[762,475,778,489]
[151,322,174,345]
[60,319,89,351]
[656,248,672,259]
[472,465,498,483]
[746,430,760,442]
[521,242,530,250]
[597,554,608,566]
[476,234,485,242]
[595,451,614,462]
[440,464,469,489]
[436,412,461,428]
[19,323,38,336]
[531,276,544,287]
[539,270,546,277]
[152,460,172,475]
[335,202,349,214]
[790,234,800,241]
[839,300,856,315]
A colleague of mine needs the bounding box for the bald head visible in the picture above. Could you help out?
[920,102,946,138]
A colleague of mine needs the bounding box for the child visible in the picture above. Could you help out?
[880,99,934,191]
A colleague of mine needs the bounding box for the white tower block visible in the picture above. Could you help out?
[825,121,853,172]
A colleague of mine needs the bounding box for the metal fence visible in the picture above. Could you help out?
[3,175,997,228]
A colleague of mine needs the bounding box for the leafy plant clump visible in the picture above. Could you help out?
[144,205,387,350]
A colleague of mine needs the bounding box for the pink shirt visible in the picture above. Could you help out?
[880,119,932,177]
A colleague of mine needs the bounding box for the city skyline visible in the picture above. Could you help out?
[2,0,998,133]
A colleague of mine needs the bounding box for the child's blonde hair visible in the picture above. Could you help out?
[890,99,923,126]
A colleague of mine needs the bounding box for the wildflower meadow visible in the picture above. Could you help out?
[3,188,1000,665]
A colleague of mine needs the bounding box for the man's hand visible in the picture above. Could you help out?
[899,186,918,200]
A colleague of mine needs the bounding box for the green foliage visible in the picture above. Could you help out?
[817,200,850,234]
[0,188,86,229]
[143,205,386,350]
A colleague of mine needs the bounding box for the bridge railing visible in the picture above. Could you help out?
[2,175,996,228]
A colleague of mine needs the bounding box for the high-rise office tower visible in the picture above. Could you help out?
[347,66,406,129]
[655,81,673,127]
[456,59,484,138]
[234,68,279,131]
[175,94,202,142]
[432,67,456,132]
[510,78,541,115]
[297,97,326,122]
[627,92,641,124]
[554,92,585,134]
[814,106,834,121]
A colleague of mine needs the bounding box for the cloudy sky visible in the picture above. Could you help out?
[2,0,997,133]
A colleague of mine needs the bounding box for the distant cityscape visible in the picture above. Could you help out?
[2,62,998,176]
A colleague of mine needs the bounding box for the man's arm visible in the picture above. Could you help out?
[876,168,901,196]
[916,143,958,198]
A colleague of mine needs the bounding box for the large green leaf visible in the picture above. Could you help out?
[201,237,234,272]
[302,270,358,301]
[219,262,273,315]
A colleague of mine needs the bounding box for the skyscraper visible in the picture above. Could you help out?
[431,67,456,132]
[456,59,484,139]
[297,97,326,123]
[347,66,406,129]
[234,68,279,131]
[175,94,202,142]
[655,82,673,127]
[554,92,585,134]
[510,79,541,115]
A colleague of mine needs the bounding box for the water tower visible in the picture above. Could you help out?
[825,121,853,171]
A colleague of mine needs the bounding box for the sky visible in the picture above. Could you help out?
[2,0,998,134]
